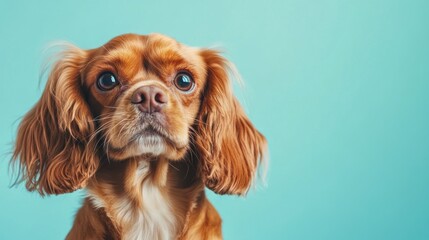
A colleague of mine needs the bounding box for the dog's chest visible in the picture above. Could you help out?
[89,161,176,240]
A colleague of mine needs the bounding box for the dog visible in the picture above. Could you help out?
[12,33,266,240]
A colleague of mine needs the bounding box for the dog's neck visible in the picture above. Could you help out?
[87,156,204,240]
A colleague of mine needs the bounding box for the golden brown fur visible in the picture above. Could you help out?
[12,33,266,239]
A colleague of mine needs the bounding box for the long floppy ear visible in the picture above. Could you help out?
[195,49,267,195]
[11,45,98,195]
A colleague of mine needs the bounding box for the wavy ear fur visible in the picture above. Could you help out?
[196,49,267,195]
[12,46,98,195]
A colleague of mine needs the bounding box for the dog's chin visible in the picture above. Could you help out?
[107,132,187,161]
[135,134,167,157]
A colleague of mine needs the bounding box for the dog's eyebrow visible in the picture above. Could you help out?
[142,49,191,77]
[81,55,109,75]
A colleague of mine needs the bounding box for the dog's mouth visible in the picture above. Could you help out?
[108,124,164,148]
[139,124,162,137]
[141,126,159,136]
[129,125,171,145]
[106,120,187,160]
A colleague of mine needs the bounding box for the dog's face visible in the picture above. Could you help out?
[83,34,205,160]
[12,33,266,196]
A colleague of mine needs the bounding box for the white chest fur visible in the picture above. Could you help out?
[88,161,176,240]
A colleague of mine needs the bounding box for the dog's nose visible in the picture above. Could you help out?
[131,86,168,113]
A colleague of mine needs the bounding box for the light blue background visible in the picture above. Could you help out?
[1,0,429,239]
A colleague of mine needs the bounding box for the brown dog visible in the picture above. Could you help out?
[12,33,266,240]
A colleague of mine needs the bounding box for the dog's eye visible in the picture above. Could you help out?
[97,72,119,91]
[174,73,194,92]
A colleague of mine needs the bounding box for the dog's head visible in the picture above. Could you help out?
[12,33,266,195]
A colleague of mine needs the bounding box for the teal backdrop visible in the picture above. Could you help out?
[1,0,428,239]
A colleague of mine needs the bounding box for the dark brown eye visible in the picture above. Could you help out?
[97,72,118,91]
[174,72,194,92]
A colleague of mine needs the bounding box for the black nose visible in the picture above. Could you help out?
[131,86,168,113]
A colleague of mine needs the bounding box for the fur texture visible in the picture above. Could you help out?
[12,33,267,239]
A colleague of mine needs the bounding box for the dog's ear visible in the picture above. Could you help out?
[195,49,267,195]
[12,45,99,195]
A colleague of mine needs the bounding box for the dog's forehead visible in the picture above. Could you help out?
[100,33,181,58]
[87,33,203,82]
[94,33,199,73]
